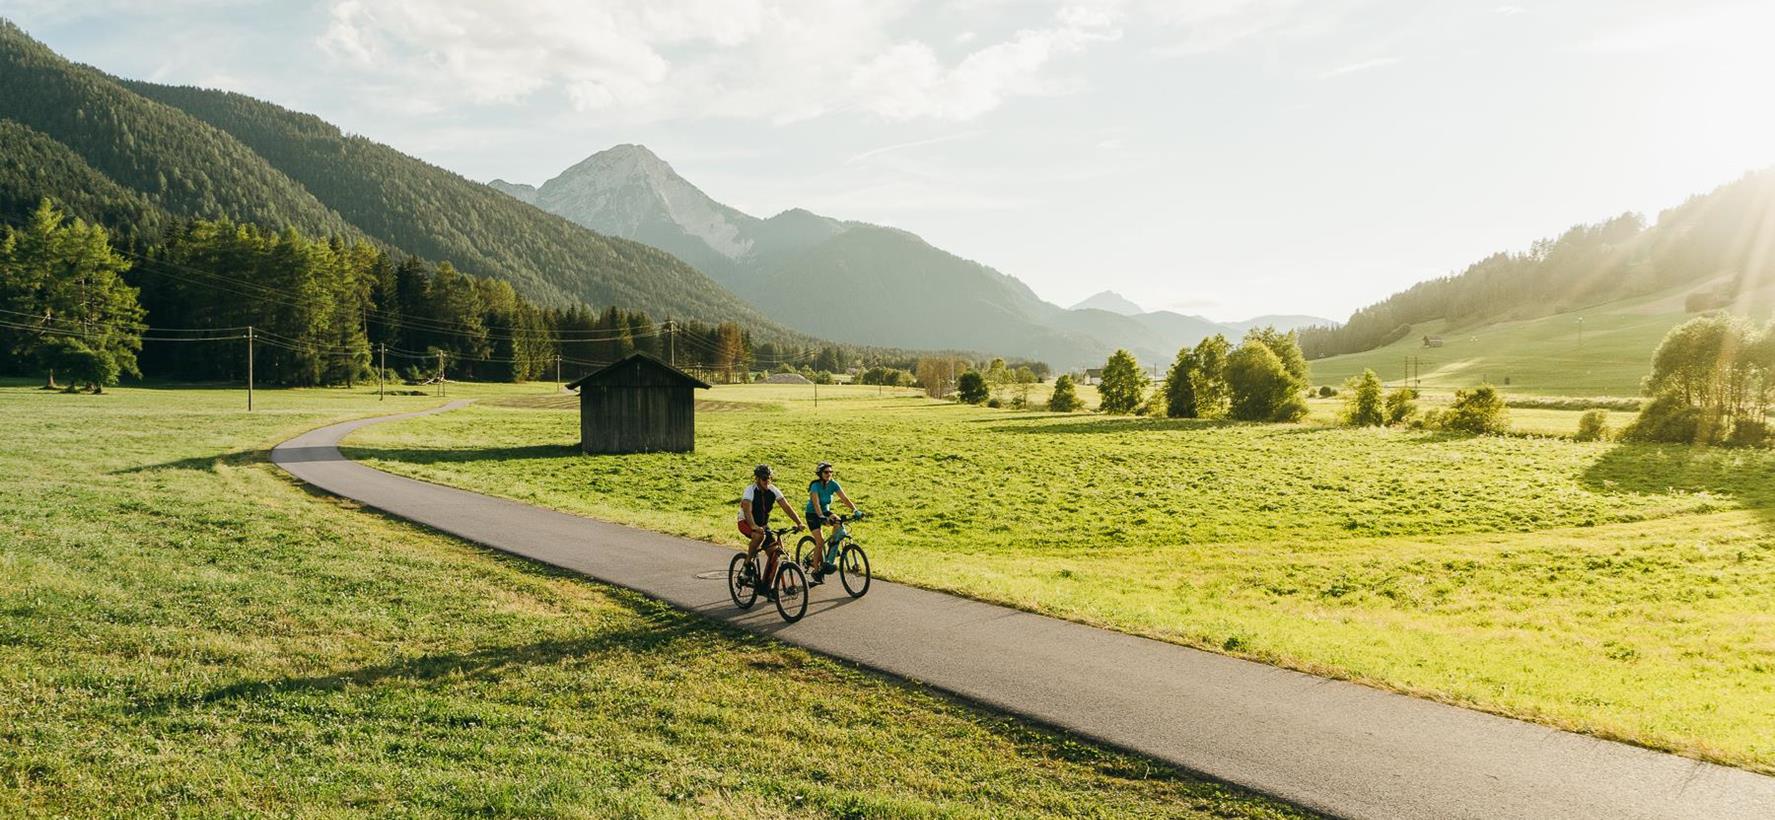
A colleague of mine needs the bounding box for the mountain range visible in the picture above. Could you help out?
[0,20,798,343]
[489,145,1334,368]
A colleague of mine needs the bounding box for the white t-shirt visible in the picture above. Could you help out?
[738,483,786,522]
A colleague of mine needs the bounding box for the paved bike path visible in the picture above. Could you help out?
[273,403,1775,820]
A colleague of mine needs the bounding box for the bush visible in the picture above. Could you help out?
[1728,419,1768,448]
[1226,342,1308,422]
[1047,374,1082,412]
[1341,369,1384,427]
[1621,394,1701,443]
[1317,385,1336,398]
[1432,385,1510,435]
[1574,409,1610,442]
[1384,387,1419,425]
[957,371,989,404]
[985,397,1003,409]
[1506,396,1641,412]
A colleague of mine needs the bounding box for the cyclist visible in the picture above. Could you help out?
[804,461,859,583]
[739,464,805,599]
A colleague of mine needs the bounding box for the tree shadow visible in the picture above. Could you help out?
[140,618,705,714]
[982,416,1245,435]
[1580,440,1775,527]
[337,443,581,466]
[111,447,269,474]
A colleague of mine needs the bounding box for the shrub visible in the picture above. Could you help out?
[1226,342,1308,422]
[957,371,989,404]
[985,397,1003,409]
[1384,387,1419,426]
[1507,396,1641,412]
[1433,385,1509,435]
[1317,385,1336,398]
[1341,369,1385,427]
[1728,419,1768,448]
[1575,409,1609,442]
[1621,395,1701,443]
[1047,374,1083,412]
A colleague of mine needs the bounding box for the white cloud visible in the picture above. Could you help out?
[314,0,1118,123]
[1320,56,1399,79]
[1140,0,1375,58]
[846,131,982,165]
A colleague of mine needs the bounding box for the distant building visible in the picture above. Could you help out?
[1423,335,1445,348]
[566,352,710,454]
[764,372,812,384]
[1084,368,1104,385]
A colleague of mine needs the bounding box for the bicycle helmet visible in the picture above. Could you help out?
[814,461,833,475]
[753,464,774,480]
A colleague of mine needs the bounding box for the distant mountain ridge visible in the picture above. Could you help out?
[490,145,1335,367]
[1070,290,1145,315]
[0,19,803,340]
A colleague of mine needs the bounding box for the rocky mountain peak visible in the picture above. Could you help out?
[1070,290,1145,316]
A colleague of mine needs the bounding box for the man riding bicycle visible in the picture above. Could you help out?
[805,461,859,584]
[739,464,805,600]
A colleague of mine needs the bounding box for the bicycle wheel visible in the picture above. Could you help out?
[774,561,809,623]
[794,534,820,567]
[728,552,758,609]
[839,542,871,598]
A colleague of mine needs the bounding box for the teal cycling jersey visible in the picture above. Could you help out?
[806,478,842,518]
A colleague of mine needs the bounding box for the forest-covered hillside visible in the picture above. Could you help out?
[1301,171,1775,359]
[0,20,796,338]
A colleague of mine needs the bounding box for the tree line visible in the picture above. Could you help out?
[0,199,890,389]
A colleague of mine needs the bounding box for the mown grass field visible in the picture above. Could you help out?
[1308,283,1775,397]
[346,384,1775,773]
[0,381,1304,817]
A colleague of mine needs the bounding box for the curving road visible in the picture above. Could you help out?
[274,403,1775,820]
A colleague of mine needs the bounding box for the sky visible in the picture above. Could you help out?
[7,0,1775,321]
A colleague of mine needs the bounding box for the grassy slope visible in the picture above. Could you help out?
[1308,285,1775,397]
[0,382,1300,818]
[346,385,1775,772]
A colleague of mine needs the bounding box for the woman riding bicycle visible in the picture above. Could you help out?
[739,464,805,600]
[805,461,858,583]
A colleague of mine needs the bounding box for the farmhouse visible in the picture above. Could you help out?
[565,352,711,454]
[1423,335,1445,348]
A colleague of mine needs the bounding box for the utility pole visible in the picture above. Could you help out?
[246,325,254,412]
[1577,316,1584,351]
[437,349,445,397]
[554,354,561,392]
[378,343,386,401]
[667,319,676,367]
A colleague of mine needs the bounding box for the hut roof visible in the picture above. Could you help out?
[566,352,712,390]
[764,372,812,384]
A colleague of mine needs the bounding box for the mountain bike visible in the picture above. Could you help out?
[728,524,809,622]
[795,511,872,598]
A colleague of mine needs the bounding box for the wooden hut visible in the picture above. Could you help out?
[565,352,711,454]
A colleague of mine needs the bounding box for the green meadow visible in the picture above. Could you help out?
[1308,284,1775,397]
[346,384,1775,773]
[0,382,1302,817]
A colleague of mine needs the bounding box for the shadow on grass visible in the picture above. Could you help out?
[1581,440,1775,526]
[982,416,1245,435]
[143,619,706,713]
[338,443,581,466]
[111,448,269,474]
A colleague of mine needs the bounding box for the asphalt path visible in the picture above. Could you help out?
[272,402,1775,819]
